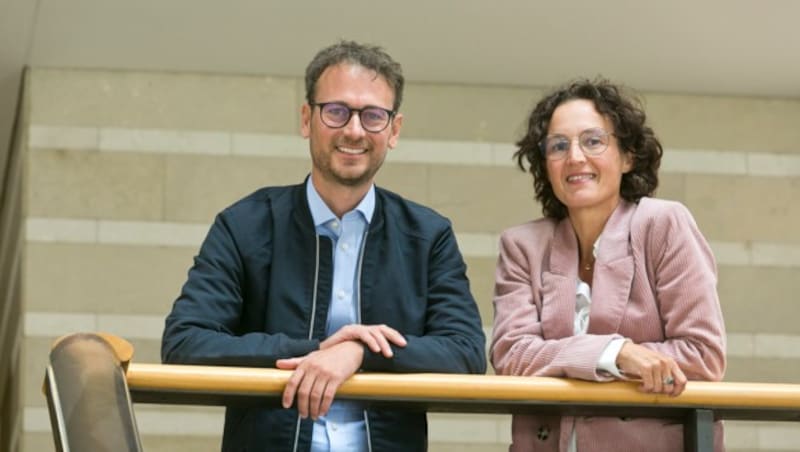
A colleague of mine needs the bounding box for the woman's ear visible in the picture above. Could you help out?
[622,150,634,173]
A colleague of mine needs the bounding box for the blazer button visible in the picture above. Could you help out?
[537,425,550,441]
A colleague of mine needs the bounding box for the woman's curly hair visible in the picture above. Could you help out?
[514,78,663,219]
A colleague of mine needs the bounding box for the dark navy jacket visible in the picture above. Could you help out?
[161,181,487,451]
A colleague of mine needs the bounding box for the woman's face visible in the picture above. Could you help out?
[544,99,632,217]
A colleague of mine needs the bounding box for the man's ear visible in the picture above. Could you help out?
[387,112,403,149]
[300,103,311,138]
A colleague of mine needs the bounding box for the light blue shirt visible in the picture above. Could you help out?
[306,177,373,452]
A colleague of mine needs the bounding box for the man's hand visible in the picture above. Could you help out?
[321,324,407,358]
[616,342,687,397]
[277,341,364,419]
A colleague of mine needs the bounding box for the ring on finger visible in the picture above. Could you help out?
[663,375,675,385]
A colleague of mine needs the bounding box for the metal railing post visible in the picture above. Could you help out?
[684,408,715,452]
[43,333,143,452]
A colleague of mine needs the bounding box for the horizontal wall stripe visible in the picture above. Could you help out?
[26,217,800,268]
[100,128,230,155]
[428,412,510,443]
[24,312,800,360]
[26,218,98,243]
[22,407,800,448]
[28,126,99,150]
[756,423,800,450]
[26,217,210,248]
[725,333,800,359]
[455,232,499,258]
[395,139,498,166]
[660,150,748,175]
[24,406,224,436]
[25,312,96,337]
[708,242,750,266]
[25,312,165,340]
[231,132,306,158]
[751,242,800,268]
[749,152,800,176]
[97,221,210,248]
[28,125,800,176]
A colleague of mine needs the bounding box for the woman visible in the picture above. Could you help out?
[490,79,726,451]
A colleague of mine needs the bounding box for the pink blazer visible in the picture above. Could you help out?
[491,198,726,452]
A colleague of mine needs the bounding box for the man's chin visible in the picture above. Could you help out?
[332,171,371,187]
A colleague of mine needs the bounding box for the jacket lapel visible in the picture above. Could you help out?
[587,201,635,334]
[539,201,638,338]
[540,218,580,339]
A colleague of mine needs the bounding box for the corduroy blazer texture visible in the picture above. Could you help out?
[491,198,726,452]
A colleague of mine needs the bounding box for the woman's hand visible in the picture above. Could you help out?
[616,342,686,396]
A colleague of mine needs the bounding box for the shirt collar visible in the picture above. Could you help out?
[306,176,375,227]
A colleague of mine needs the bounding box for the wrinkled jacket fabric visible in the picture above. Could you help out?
[491,198,726,452]
[162,181,487,452]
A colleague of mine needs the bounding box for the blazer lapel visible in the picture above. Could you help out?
[540,218,580,339]
[587,201,636,334]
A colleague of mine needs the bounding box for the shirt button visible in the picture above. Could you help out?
[337,290,346,300]
[330,221,339,229]
[341,243,349,251]
[330,423,338,431]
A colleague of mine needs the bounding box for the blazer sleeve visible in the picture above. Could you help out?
[637,202,727,380]
[161,211,318,367]
[361,223,487,375]
[490,227,623,381]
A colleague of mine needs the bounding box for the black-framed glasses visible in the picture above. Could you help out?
[540,128,614,161]
[310,101,395,133]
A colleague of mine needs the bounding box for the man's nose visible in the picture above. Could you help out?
[342,112,366,138]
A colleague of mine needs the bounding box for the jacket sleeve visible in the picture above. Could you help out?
[161,211,318,367]
[361,224,487,374]
[637,203,726,381]
[490,229,622,381]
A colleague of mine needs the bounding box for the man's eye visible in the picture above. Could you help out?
[362,110,387,123]
[326,106,349,118]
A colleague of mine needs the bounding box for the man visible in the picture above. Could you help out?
[161,40,486,452]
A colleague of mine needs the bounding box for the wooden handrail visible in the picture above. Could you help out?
[125,363,800,421]
[45,333,800,452]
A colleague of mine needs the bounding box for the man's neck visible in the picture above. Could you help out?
[311,175,371,218]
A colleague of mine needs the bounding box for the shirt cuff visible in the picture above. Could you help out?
[597,338,627,378]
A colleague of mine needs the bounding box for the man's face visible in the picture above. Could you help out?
[301,63,403,191]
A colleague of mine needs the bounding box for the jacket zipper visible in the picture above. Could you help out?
[291,234,321,452]
[292,230,373,451]
[356,230,372,452]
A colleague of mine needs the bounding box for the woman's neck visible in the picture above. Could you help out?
[568,201,619,264]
